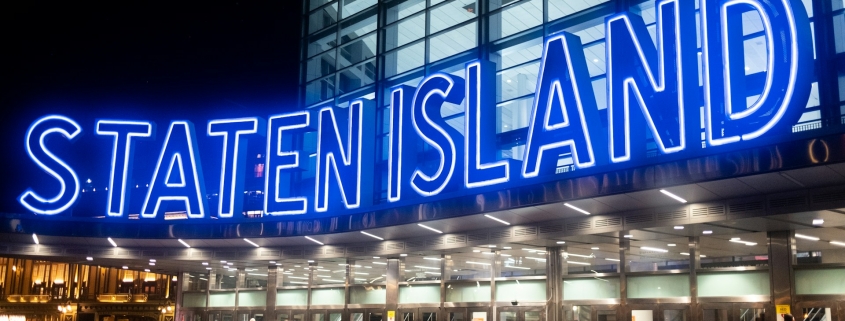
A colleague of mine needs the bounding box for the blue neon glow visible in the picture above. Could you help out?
[702,0,813,146]
[410,73,466,196]
[464,60,512,188]
[522,32,606,178]
[208,118,262,218]
[95,120,153,217]
[387,85,417,202]
[19,115,83,215]
[314,100,375,212]
[264,112,310,215]
[140,121,208,218]
[606,0,698,163]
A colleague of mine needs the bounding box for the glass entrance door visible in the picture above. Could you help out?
[702,302,768,321]
[626,303,689,321]
[796,302,840,321]
[498,307,544,321]
[566,305,619,321]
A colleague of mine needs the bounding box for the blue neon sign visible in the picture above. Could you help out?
[18,0,815,218]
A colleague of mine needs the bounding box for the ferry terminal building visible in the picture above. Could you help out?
[3,2,845,321]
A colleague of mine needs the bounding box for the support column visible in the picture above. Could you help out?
[619,238,629,308]
[689,237,700,321]
[769,231,795,321]
[266,266,278,321]
[175,272,184,321]
[386,258,400,312]
[546,247,563,321]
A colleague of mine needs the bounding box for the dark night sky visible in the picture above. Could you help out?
[0,1,304,213]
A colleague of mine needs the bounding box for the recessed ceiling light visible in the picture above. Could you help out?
[813,219,824,225]
[122,266,128,269]
[830,241,845,247]
[564,203,590,215]
[243,238,260,247]
[304,236,324,245]
[178,239,191,248]
[484,214,510,225]
[591,247,599,250]
[86,257,93,261]
[795,233,819,241]
[108,237,118,247]
[667,244,676,247]
[659,189,687,203]
[641,246,668,253]
[623,234,633,238]
[674,226,684,230]
[417,223,443,234]
[400,254,408,257]
[202,262,209,265]
[556,241,566,244]
[703,230,713,235]
[32,233,39,245]
[361,231,384,240]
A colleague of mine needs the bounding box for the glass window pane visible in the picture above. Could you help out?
[498,61,540,102]
[338,33,377,68]
[498,96,533,133]
[310,0,333,11]
[340,10,377,44]
[445,281,491,302]
[430,0,478,34]
[350,285,387,304]
[627,274,690,298]
[276,289,308,305]
[308,31,337,57]
[311,288,345,305]
[795,269,845,295]
[429,22,477,62]
[385,13,426,51]
[495,279,546,302]
[560,245,620,274]
[492,37,542,70]
[562,278,621,300]
[398,284,441,303]
[387,0,426,24]
[549,0,610,22]
[306,76,336,106]
[445,252,492,280]
[307,51,337,81]
[489,0,542,41]
[699,232,769,268]
[309,3,338,34]
[834,13,845,53]
[338,63,375,93]
[341,0,376,19]
[697,271,770,297]
[237,291,266,307]
[385,42,425,77]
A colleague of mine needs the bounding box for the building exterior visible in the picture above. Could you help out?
[4,2,845,321]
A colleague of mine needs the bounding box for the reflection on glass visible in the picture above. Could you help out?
[403,313,413,321]
[423,313,436,321]
[702,310,728,321]
[802,308,832,321]
[739,309,764,321]
[294,315,306,321]
[489,0,542,41]
[526,312,541,321]
[352,313,363,321]
[371,313,383,321]
[631,310,653,321]
[568,306,591,321]
[223,314,233,321]
[663,310,686,321]
[314,314,324,321]
[330,314,342,321]
[500,312,517,321]
[278,314,290,321]
[449,313,463,321]
[598,310,616,321]
[310,3,338,34]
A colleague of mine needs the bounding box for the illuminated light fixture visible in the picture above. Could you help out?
[149,259,156,262]
[417,224,443,234]
[564,203,590,215]
[414,266,440,270]
[178,239,190,248]
[307,260,314,263]
[795,233,819,241]
[500,253,512,257]
[360,231,384,240]
[206,267,212,270]
[700,255,707,258]
[830,241,845,247]
[227,262,233,266]
[276,263,282,266]
[567,261,591,265]
[668,244,676,247]
[482,252,495,255]
[659,189,687,203]
[220,260,227,263]
[605,258,620,262]
[640,246,668,253]
[703,230,713,235]
[372,262,387,265]
[424,271,441,275]
[729,239,757,246]
[108,237,118,247]
[505,266,530,269]
[424,257,442,261]
[487,245,497,248]
[32,233,39,245]
[86,257,93,261]
[556,241,566,244]
[122,266,128,269]
[812,219,824,225]
[269,261,276,264]
[472,249,481,253]
[466,261,491,265]
[202,262,209,265]
[244,238,260,247]
[144,269,150,272]
[484,214,510,225]
[674,226,684,230]
[373,256,380,259]
[565,253,594,258]
[149,262,155,266]
[624,234,633,238]
[400,254,408,257]
[304,236,324,245]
